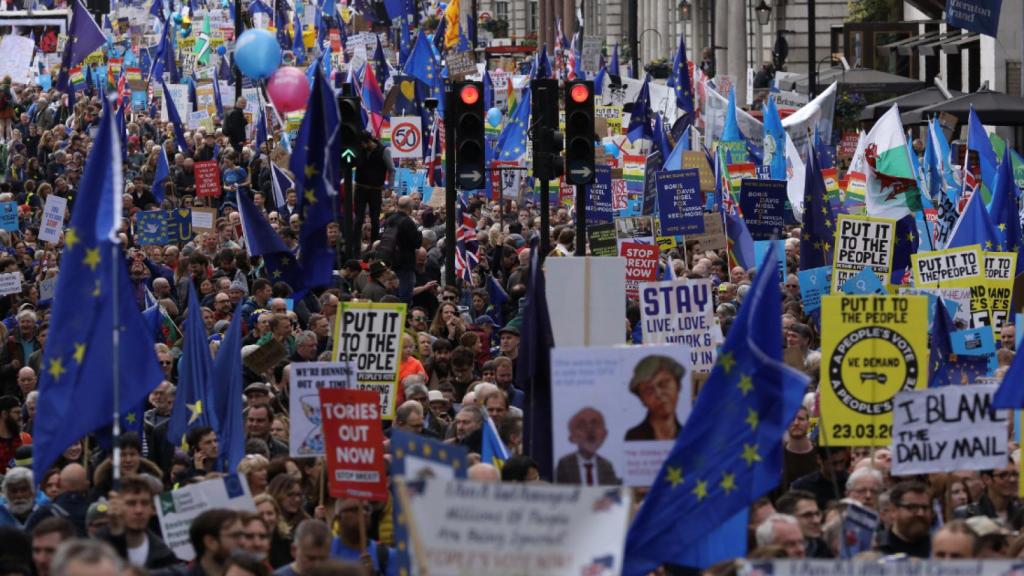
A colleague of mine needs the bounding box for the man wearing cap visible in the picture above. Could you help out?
[244,382,273,411]
[425,390,452,438]
[498,324,521,362]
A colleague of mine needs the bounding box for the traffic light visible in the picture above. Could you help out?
[531,79,563,181]
[452,81,485,190]
[564,80,595,185]
[337,92,362,167]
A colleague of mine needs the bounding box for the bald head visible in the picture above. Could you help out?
[397,196,413,214]
[468,463,500,483]
[60,463,88,493]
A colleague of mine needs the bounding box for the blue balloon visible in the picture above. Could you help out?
[234,29,282,80]
[216,45,227,56]
[603,142,620,158]
[486,107,501,127]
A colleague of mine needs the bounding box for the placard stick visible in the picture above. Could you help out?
[358,499,367,553]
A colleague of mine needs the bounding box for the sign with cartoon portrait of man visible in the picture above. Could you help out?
[552,345,694,487]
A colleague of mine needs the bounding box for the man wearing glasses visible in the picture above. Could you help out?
[877,480,933,558]
[955,460,1022,522]
[775,490,829,558]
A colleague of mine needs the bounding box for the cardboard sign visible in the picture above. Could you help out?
[191,207,217,231]
[39,195,67,244]
[194,160,222,197]
[155,475,255,562]
[840,503,880,559]
[587,223,617,257]
[682,151,715,192]
[331,302,406,420]
[289,362,355,458]
[739,179,786,239]
[819,295,929,446]
[639,278,716,371]
[612,179,629,211]
[684,214,727,252]
[0,201,18,232]
[655,169,704,236]
[242,340,289,374]
[545,257,627,348]
[831,214,896,292]
[320,388,387,501]
[621,242,659,300]
[891,384,1008,475]
[400,478,630,575]
[586,165,614,224]
[798,266,832,313]
[0,272,21,296]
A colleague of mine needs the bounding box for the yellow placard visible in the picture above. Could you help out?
[819,295,929,447]
[984,252,1017,335]
[330,301,407,420]
[912,244,988,328]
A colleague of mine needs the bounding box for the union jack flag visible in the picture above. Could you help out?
[425,113,442,186]
[454,197,478,284]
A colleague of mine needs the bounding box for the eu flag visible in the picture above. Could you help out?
[237,184,307,296]
[211,305,246,471]
[800,140,836,270]
[626,76,653,143]
[534,45,552,79]
[946,183,999,250]
[480,416,509,469]
[889,214,919,284]
[990,146,1023,271]
[623,242,809,574]
[403,31,439,101]
[516,237,555,480]
[609,42,620,77]
[930,297,988,388]
[763,98,787,181]
[32,96,165,480]
[151,145,169,205]
[966,106,997,205]
[167,283,217,446]
[291,67,340,290]
[56,0,106,91]
[496,86,530,161]
[668,34,694,116]
[993,323,1024,408]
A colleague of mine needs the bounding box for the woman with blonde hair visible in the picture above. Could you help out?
[238,454,271,496]
[254,493,293,568]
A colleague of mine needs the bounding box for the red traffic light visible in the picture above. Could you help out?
[569,83,590,104]
[460,84,480,105]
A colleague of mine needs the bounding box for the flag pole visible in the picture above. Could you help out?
[111,241,122,486]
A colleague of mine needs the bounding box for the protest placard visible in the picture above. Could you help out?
[38,277,56,302]
[289,362,355,458]
[755,240,786,283]
[798,266,831,313]
[545,257,627,347]
[612,179,629,211]
[38,195,67,244]
[191,207,217,231]
[586,222,617,257]
[0,36,37,85]
[912,244,987,327]
[655,169,704,236]
[620,242,659,300]
[136,211,168,246]
[552,345,693,486]
[165,209,194,243]
[331,302,406,420]
[831,214,895,292]
[840,502,880,559]
[398,478,630,576]
[841,268,887,296]
[819,295,929,446]
[639,278,716,371]
[682,151,715,192]
[984,252,1016,335]
[155,475,255,562]
[0,272,21,297]
[194,160,222,197]
[320,388,387,501]
[586,165,614,224]
[684,214,727,252]
[739,179,786,239]
[242,340,289,375]
[750,560,1024,575]
[0,202,17,232]
[891,384,1008,475]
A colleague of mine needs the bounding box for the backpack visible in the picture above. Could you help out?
[376,215,401,268]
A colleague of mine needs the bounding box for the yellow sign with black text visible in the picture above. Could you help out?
[912,244,989,328]
[984,252,1017,336]
[819,295,929,447]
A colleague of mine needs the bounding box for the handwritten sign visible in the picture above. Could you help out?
[289,362,355,458]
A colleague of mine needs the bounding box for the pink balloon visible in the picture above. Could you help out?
[266,67,310,114]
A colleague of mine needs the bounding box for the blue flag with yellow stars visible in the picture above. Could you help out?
[668,33,694,116]
[237,184,307,297]
[403,30,438,88]
[496,85,530,161]
[930,296,989,388]
[623,242,809,574]
[211,304,246,472]
[32,96,165,481]
[989,146,1024,273]
[799,139,836,270]
[889,214,919,284]
[167,283,218,447]
[946,182,999,250]
[291,66,340,290]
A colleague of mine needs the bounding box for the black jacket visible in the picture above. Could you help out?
[223,107,248,147]
[384,211,422,272]
[24,491,91,536]
[100,528,182,570]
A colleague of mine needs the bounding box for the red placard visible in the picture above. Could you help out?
[320,388,387,501]
[838,131,860,159]
[620,242,659,300]
[194,160,222,198]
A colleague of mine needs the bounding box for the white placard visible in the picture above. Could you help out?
[891,384,1009,475]
[544,257,627,348]
[0,272,21,296]
[639,278,716,372]
[38,195,67,244]
[402,479,631,576]
[0,35,37,85]
[161,83,190,123]
[289,361,355,458]
[155,475,256,562]
[38,276,56,301]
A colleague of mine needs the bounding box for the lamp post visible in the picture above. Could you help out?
[678,0,691,21]
[754,0,770,79]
